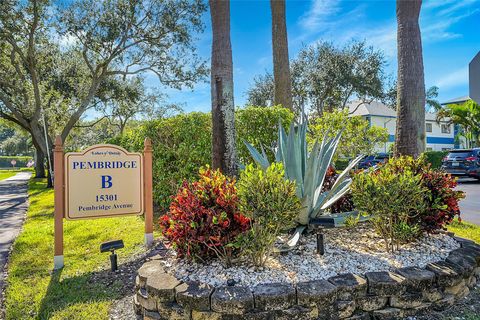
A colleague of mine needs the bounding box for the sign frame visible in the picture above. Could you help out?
[53,136,154,270]
[64,144,144,220]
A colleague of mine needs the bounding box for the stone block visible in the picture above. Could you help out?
[146,272,182,303]
[176,281,213,311]
[336,300,356,319]
[211,286,254,314]
[221,312,275,320]
[462,242,480,257]
[317,306,336,320]
[133,294,143,315]
[253,283,296,311]
[356,295,388,311]
[365,271,406,296]
[425,261,461,287]
[444,279,466,295]
[328,273,367,300]
[137,288,157,311]
[446,252,477,274]
[432,294,455,311]
[157,302,190,320]
[395,267,435,291]
[402,303,431,317]
[275,306,318,320]
[372,307,402,320]
[345,312,370,320]
[390,293,423,309]
[144,309,162,320]
[452,247,480,264]
[138,260,164,287]
[457,286,470,299]
[421,288,443,302]
[474,266,480,276]
[457,285,469,299]
[192,310,222,320]
[467,275,477,288]
[296,280,337,308]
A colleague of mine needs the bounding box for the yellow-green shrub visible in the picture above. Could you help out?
[237,163,300,267]
[351,159,427,252]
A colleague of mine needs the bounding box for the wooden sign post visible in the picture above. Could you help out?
[53,136,154,270]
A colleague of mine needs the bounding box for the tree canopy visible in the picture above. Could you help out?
[0,0,208,181]
[246,40,386,116]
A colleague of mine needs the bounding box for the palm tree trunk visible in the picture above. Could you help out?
[270,0,293,112]
[209,0,237,177]
[394,0,426,157]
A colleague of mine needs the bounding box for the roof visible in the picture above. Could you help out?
[348,100,447,122]
[347,100,396,117]
[441,95,470,105]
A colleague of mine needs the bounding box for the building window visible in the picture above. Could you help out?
[426,147,433,151]
[426,123,432,132]
[442,148,450,151]
[441,124,451,134]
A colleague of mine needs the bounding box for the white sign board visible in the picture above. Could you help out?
[64,144,144,220]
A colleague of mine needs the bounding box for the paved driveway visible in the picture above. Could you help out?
[0,172,31,309]
[456,178,480,225]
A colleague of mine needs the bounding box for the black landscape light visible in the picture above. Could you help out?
[310,217,335,255]
[100,240,124,271]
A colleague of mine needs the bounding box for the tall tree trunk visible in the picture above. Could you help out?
[394,0,426,157]
[34,147,46,178]
[270,0,293,111]
[209,0,237,177]
[46,154,53,188]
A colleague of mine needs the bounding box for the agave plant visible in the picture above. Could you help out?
[245,120,363,248]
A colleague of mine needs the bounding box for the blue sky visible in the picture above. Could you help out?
[147,0,480,112]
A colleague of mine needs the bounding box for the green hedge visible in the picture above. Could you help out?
[236,106,294,163]
[0,156,32,168]
[423,151,448,169]
[112,107,294,211]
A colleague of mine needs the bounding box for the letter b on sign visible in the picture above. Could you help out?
[101,175,112,189]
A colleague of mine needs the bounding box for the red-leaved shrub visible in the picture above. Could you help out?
[418,169,464,232]
[160,167,250,266]
[322,166,355,213]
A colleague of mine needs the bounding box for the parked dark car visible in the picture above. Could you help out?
[357,153,390,169]
[441,148,480,180]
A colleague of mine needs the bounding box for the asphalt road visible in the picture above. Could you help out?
[456,178,480,225]
[0,172,30,309]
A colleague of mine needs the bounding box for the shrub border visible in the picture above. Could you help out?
[133,236,480,319]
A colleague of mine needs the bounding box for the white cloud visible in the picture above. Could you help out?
[436,66,469,89]
[298,0,341,32]
[437,0,479,16]
[421,6,480,41]
[423,0,458,10]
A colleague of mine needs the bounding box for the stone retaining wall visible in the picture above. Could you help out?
[133,237,480,320]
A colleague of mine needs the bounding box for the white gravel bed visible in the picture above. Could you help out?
[159,224,460,288]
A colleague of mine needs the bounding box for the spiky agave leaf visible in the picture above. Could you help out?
[243,141,270,169]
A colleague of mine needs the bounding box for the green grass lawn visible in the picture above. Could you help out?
[0,169,18,181]
[448,219,480,244]
[4,178,158,320]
